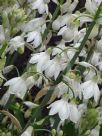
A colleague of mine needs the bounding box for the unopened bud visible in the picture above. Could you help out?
[58,130,63,136]
[51,129,56,136]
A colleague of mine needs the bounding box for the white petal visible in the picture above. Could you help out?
[48,100,62,115]
[93,84,100,103]
[26,31,37,42]
[4,77,21,86]
[69,104,80,123]
[59,101,70,120]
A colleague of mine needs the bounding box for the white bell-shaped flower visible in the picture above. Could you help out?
[52,14,70,30]
[42,56,63,80]
[58,26,74,42]
[0,77,28,105]
[81,79,100,102]
[48,99,80,123]
[7,36,25,54]
[4,77,27,99]
[21,17,45,32]
[90,51,101,66]
[29,51,50,72]
[26,30,42,48]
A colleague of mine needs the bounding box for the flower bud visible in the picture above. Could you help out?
[51,129,56,136]
[58,130,63,136]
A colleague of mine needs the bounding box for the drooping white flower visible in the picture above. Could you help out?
[0,77,28,105]
[90,51,101,66]
[58,26,74,42]
[29,51,50,72]
[42,56,63,80]
[0,25,5,43]
[81,79,100,102]
[52,0,78,30]
[48,99,80,123]
[52,14,70,30]
[21,17,45,32]
[76,0,102,26]
[4,77,27,99]
[26,30,42,48]
[7,36,25,54]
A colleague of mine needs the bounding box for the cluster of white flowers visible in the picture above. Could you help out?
[0,0,102,135]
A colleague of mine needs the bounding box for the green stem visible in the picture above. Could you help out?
[34,129,51,133]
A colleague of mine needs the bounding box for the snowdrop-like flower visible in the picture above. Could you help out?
[90,51,101,66]
[0,77,27,105]
[52,14,70,31]
[48,99,80,123]
[52,0,78,30]
[42,56,63,80]
[58,26,74,42]
[78,0,102,25]
[4,77,27,99]
[81,79,100,102]
[7,36,25,54]
[0,25,5,43]
[30,0,49,14]
[29,51,50,72]
[26,30,42,48]
[21,17,45,32]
